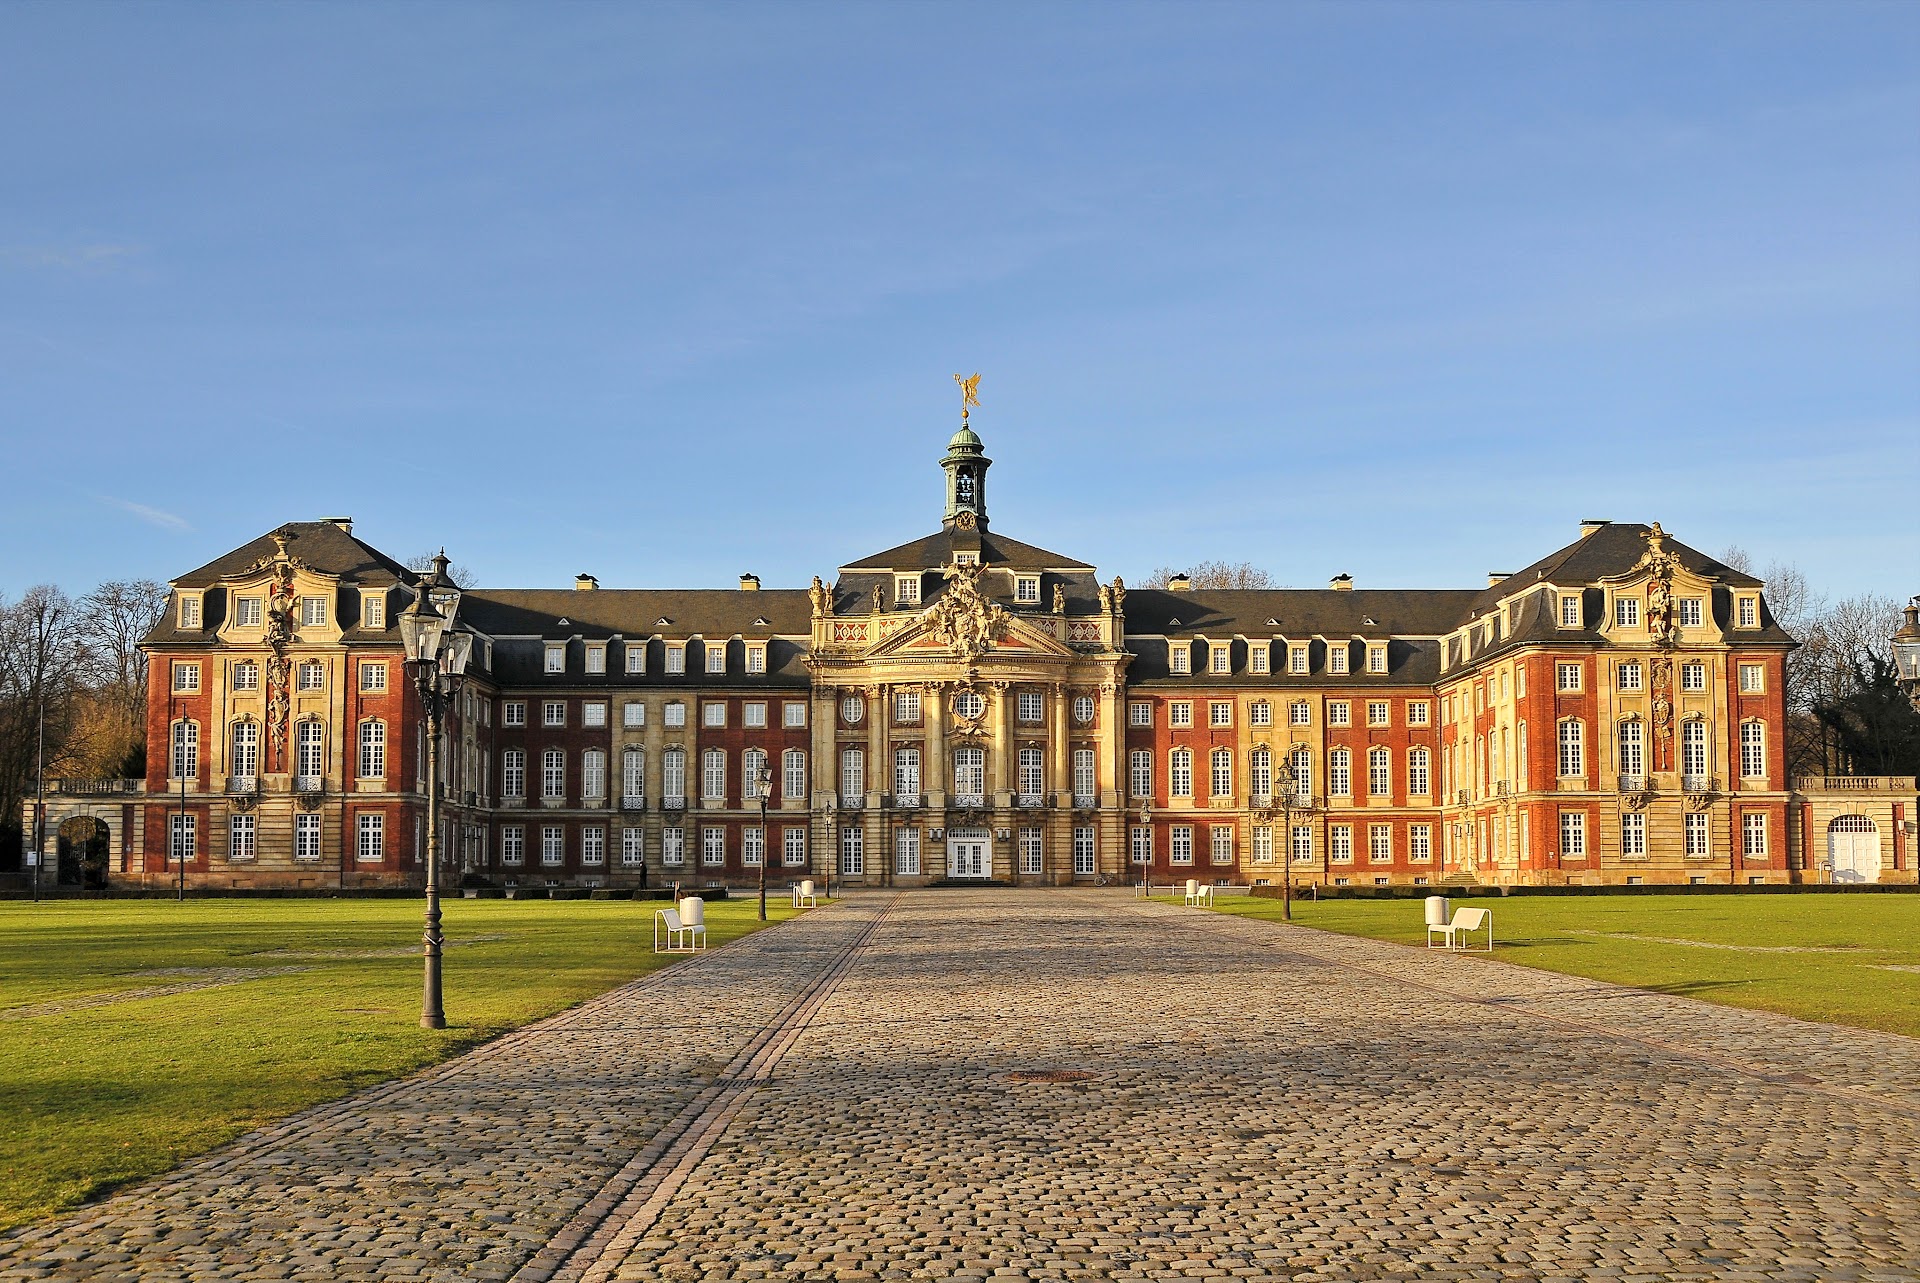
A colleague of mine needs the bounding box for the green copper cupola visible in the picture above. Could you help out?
[941,424,991,531]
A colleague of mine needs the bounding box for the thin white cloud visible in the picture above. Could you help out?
[96,495,191,531]
[1,244,143,270]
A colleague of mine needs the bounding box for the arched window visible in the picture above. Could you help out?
[662,748,686,802]
[1169,748,1192,798]
[1289,747,1311,800]
[702,748,727,800]
[623,747,645,802]
[230,720,258,781]
[542,748,566,799]
[782,748,807,801]
[1740,721,1766,779]
[1617,720,1644,783]
[295,720,324,786]
[1557,720,1584,778]
[1249,746,1272,799]
[841,748,864,803]
[1681,720,1709,783]
[358,720,386,780]
[582,748,607,799]
[1074,748,1098,799]
[1210,747,1233,799]
[170,720,199,779]
[1407,747,1430,797]
[1329,748,1351,797]
[1368,747,1390,797]
[893,746,920,798]
[743,747,768,799]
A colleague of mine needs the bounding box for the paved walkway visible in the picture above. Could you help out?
[4,892,1917,1282]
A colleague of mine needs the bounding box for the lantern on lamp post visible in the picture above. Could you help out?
[398,576,472,1031]
[1893,597,1920,709]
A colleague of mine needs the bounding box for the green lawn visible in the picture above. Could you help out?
[1198,893,1920,1039]
[0,895,795,1231]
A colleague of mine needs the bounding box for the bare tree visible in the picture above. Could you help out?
[70,580,168,779]
[0,586,82,865]
[1142,561,1280,590]
[405,553,476,588]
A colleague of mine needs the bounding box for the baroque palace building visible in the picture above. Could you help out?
[34,420,1915,892]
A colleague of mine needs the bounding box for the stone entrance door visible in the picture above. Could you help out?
[1827,816,1879,884]
[946,829,991,879]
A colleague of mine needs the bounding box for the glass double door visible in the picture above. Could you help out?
[946,830,991,879]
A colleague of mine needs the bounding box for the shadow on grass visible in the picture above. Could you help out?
[1637,979,1754,996]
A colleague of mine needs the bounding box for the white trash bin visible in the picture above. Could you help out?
[678,895,706,929]
[1424,895,1451,928]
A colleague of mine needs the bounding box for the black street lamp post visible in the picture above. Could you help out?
[756,762,773,921]
[399,584,473,1031]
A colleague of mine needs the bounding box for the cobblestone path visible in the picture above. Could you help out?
[5,891,1918,1282]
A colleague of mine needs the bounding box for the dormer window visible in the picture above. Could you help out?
[705,643,727,674]
[1169,642,1190,675]
[626,643,647,674]
[361,593,386,629]
[895,575,921,606]
[747,644,767,675]
[1680,598,1703,628]
[1289,645,1309,674]
[235,597,262,628]
[1559,595,1580,627]
[1209,644,1230,674]
[954,552,978,567]
[1737,596,1758,628]
[1615,597,1641,628]
[585,644,606,674]
[1329,646,1349,675]
[1015,575,1040,604]
[665,643,686,674]
[545,644,565,674]
[299,596,327,627]
[179,595,202,629]
[1367,644,1387,674]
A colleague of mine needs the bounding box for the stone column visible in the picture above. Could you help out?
[925,682,947,808]
[991,682,1013,807]
[1049,682,1069,880]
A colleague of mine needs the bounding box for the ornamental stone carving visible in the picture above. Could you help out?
[929,561,1010,659]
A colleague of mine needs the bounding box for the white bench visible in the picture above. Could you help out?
[654,896,708,953]
[1427,906,1492,952]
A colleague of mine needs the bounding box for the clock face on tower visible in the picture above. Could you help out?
[954,511,977,530]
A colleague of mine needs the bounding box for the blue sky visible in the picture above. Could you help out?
[2,2,1915,604]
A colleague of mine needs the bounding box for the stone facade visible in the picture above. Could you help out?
[27,425,1916,890]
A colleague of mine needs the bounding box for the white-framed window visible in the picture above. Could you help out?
[1210,644,1230,674]
[229,720,259,781]
[502,749,526,798]
[583,701,607,728]
[1368,824,1391,862]
[1368,747,1390,797]
[235,596,262,628]
[1287,747,1311,801]
[356,813,384,862]
[1249,825,1273,864]
[895,689,922,723]
[582,826,606,866]
[1615,597,1640,628]
[783,748,807,801]
[1168,642,1190,674]
[1131,825,1153,865]
[501,825,526,866]
[665,644,686,674]
[1073,695,1096,725]
[1329,748,1351,797]
[702,748,727,800]
[1742,812,1768,856]
[1249,701,1271,727]
[1737,596,1758,628]
[894,747,921,798]
[1278,824,1303,864]
[231,660,259,691]
[1740,722,1766,779]
[841,747,865,802]
[1170,825,1193,865]
[1289,644,1309,674]
[703,702,727,728]
[1290,700,1312,727]
[1559,595,1580,627]
[1329,825,1352,864]
[1367,644,1387,674]
[894,828,920,875]
[841,694,865,724]
[358,720,386,780]
[1325,701,1349,727]
[356,661,385,693]
[1618,720,1644,780]
[1169,701,1193,728]
[1169,748,1192,798]
[1020,826,1043,874]
[1128,749,1152,799]
[295,720,323,783]
[1208,824,1233,865]
[1017,691,1044,723]
[623,701,646,728]
[1682,662,1707,692]
[300,596,327,627]
[1407,700,1430,727]
[702,826,725,866]
[742,826,764,867]
[1366,700,1389,727]
[1560,811,1586,857]
[1015,575,1040,604]
[1328,645,1348,675]
[954,690,985,720]
[1682,719,1708,780]
[622,826,645,866]
[953,746,985,797]
[170,719,200,779]
[1409,824,1431,862]
[538,825,563,866]
[228,813,255,861]
[1408,748,1430,797]
[543,748,566,799]
[169,812,198,864]
[544,643,566,674]
[1621,812,1646,857]
[1249,746,1272,800]
[1618,661,1643,692]
[583,749,607,799]
[706,643,727,674]
[896,575,922,606]
[1209,700,1232,727]
[626,643,647,674]
[1556,662,1582,692]
[664,701,686,728]
[784,701,807,728]
[1679,598,1703,627]
[783,827,807,867]
[1685,812,1710,858]
[1128,701,1151,727]
[662,827,685,866]
[1210,747,1233,799]
[662,748,686,801]
[841,826,863,875]
[173,662,201,693]
[544,700,566,727]
[1012,746,1040,798]
[585,644,606,675]
[503,700,526,727]
[1738,662,1765,693]
[1558,720,1584,778]
[623,747,645,801]
[295,812,322,861]
[744,701,768,729]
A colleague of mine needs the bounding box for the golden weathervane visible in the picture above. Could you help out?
[953,372,981,424]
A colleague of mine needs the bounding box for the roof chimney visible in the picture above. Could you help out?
[1329,573,1354,591]
[739,573,761,591]
[323,516,353,534]
[1579,518,1610,538]
[574,574,598,591]
[1487,572,1510,588]
[1167,572,1192,592]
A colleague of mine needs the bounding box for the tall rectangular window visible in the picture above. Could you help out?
[1209,825,1233,865]
[895,747,922,798]
[1073,748,1097,799]
[585,645,606,674]
[953,747,984,798]
[1621,812,1646,857]
[661,827,684,865]
[356,813,384,862]
[1742,812,1768,856]
[783,827,807,867]
[1558,721,1584,778]
[1559,812,1586,857]
[626,644,647,674]
[1170,825,1193,865]
[296,721,323,785]
[1168,643,1190,674]
[1328,646,1348,674]
[228,813,255,861]
[702,827,725,866]
[295,813,321,860]
[622,826,645,866]
[1368,748,1390,796]
[1409,824,1431,862]
[1068,826,1094,874]
[841,748,865,802]
[171,720,200,779]
[1329,749,1350,798]
[1329,825,1352,863]
[503,749,526,798]
[783,749,807,802]
[1129,749,1152,799]
[703,748,727,800]
[894,828,920,875]
[1740,722,1766,779]
[543,825,565,866]
[1685,812,1710,857]
[748,645,767,674]
[582,826,606,866]
[542,748,566,799]
[706,644,726,673]
[1131,825,1152,865]
[1169,749,1192,799]
[358,721,386,780]
[1618,720,1644,781]
[545,643,566,673]
[168,813,197,864]
[841,826,863,875]
[1019,826,1043,874]
[1559,595,1580,627]
[742,826,764,867]
[663,749,686,802]
[1250,645,1269,674]
[1738,597,1758,628]
[1210,645,1230,674]
[1682,720,1708,780]
[1289,645,1308,674]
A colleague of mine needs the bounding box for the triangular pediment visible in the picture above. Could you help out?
[863,609,1077,661]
